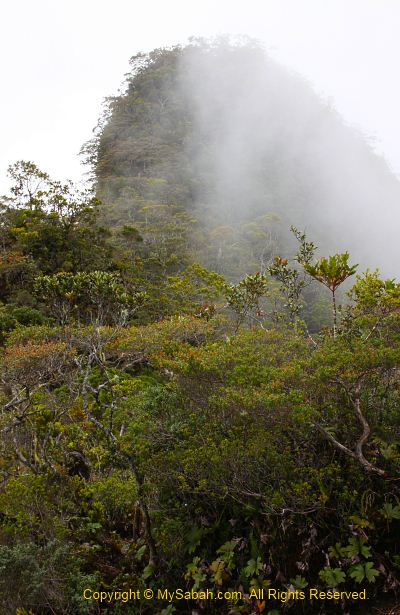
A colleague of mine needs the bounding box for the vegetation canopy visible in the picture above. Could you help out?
[0,39,399,615]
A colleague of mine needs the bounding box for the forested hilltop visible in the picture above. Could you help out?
[86,39,400,279]
[0,40,399,615]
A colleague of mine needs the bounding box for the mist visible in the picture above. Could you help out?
[176,40,400,277]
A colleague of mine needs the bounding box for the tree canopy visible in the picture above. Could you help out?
[1,40,400,615]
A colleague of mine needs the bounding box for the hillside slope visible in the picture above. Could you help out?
[87,39,400,278]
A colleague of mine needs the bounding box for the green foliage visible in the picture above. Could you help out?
[185,557,207,590]
[380,501,400,520]
[0,161,119,339]
[344,536,371,559]
[1,41,400,614]
[225,272,269,328]
[2,161,112,278]
[0,302,46,343]
[289,575,308,589]
[319,567,346,587]
[243,557,263,578]
[34,270,144,325]
[304,253,357,293]
[268,227,317,324]
[0,541,98,614]
[348,562,380,584]
[1,259,399,612]
[165,263,225,317]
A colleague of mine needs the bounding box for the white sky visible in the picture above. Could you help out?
[1,0,399,192]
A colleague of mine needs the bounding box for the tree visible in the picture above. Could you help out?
[1,162,113,287]
[33,271,145,326]
[224,272,269,330]
[304,253,357,338]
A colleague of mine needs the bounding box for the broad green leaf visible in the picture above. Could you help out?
[319,566,346,587]
[243,557,263,578]
[344,536,371,558]
[380,502,400,520]
[290,575,308,589]
[349,562,379,584]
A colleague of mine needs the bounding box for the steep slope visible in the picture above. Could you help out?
[87,39,400,277]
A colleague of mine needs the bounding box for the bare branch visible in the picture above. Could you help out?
[353,388,386,476]
[13,436,38,474]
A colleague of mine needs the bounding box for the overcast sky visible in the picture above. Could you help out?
[1,0,399,192]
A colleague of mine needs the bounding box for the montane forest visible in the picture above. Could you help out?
[0,40,399,615]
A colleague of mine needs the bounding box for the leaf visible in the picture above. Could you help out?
[290,575,308,589]
[250,576,271,591]
[185,556,201,578]
[135,544,147,561]
[304,253,357,292]
[186,526,203,554]
[185,557,207,590]
[210,559,226,585]
[86,521,102,534]
[344,536,371,559]
[217,540,236,568]
[359,542,372,559]
[319,566,346,587]
[349,562,380,584]
[349,564,365,584]
[380,502,400,520]
[379,443,399,461]
[142,563,155,580]
[328,542,345,559]
[217,540,237,554]
[243,557,263,578]
[348,515,373,530]
[364,562,380,583]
